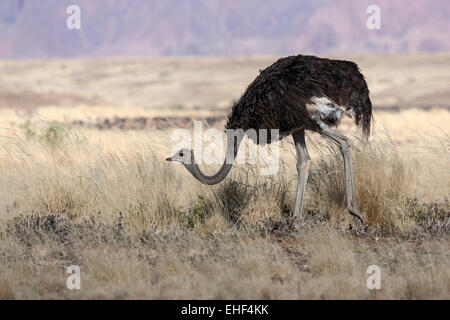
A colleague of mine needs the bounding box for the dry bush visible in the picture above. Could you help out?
[307,135,445,232]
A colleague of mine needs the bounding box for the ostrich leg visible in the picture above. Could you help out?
[317,124,365,223]
[292,130,311,220]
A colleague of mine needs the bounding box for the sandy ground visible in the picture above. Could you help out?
[0,53,449,115]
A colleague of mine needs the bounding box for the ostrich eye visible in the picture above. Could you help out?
[179,152,184,156]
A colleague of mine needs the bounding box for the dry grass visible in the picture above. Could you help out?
[0,108,448,299]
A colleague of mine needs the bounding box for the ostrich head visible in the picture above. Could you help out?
[165,148,193,164]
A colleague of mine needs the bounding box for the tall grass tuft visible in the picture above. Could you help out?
[308,136,416,232]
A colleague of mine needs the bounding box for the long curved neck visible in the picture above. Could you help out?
[184,135,242,185]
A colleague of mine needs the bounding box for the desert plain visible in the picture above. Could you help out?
[0,53,448,299]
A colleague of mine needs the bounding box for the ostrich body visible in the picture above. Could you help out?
[167,54,372,223]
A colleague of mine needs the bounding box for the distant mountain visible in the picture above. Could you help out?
[0,0,448,59]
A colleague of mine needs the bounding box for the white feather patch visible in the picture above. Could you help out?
[306,96,354,122]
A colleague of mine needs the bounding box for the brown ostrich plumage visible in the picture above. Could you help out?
[226,54,372,142]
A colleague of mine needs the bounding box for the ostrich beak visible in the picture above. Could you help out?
[165,156,173,161]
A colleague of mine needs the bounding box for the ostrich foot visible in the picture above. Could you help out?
[348,207,366,224]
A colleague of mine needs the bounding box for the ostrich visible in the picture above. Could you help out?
[166,54,372,223]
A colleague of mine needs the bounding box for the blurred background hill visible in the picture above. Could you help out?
[0,0,449,59]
